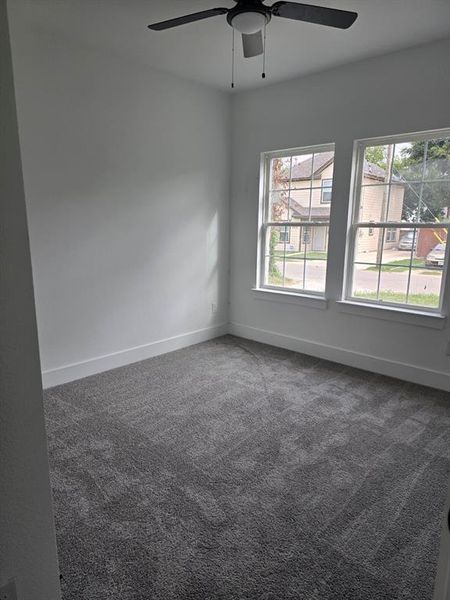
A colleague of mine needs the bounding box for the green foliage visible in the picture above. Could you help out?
[396,139,450,222]
[268,229,281,280]
[365,146,387,169]
[354,290,439,308]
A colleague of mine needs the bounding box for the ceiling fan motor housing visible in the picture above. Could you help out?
[227,0,272,32]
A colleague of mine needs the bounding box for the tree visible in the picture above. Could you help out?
[365,146,387,169]
[267,158,290,282]
[395,139,450,222]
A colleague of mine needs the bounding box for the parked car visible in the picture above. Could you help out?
[398,231,417,250]
[425,243,446,268]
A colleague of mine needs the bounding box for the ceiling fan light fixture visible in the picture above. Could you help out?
[231,11,267,34]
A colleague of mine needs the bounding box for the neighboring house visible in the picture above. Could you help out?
[274,152,405,254]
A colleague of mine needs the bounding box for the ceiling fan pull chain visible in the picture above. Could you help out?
[262,21,267,79]
[231,26,235,88]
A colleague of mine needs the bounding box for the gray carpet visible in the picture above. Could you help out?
[44,335,450,600]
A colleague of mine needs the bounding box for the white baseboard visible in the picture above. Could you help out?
[42,323,228,388]
[229,321,450,392]
[42,319,450,392]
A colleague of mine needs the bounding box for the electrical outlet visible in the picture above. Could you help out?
[0,580,17,600]
[446,341,450,356]
[211,303,218,314]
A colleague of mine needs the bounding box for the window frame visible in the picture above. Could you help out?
[257,143,335,298]
[344,129,450,316]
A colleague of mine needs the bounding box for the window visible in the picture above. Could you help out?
[321,178,333,203]
[346,129,450,313]
[386,228,397,242]
[279,226,290,243]
[258,144,335,295]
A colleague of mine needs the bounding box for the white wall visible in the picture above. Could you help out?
[8,2,231,386]
[230,38,450,390]
[0,2,61,598]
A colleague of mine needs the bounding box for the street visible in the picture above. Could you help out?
[276,248,443,296]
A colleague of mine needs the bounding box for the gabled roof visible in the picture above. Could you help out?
[287,152,396,182]
[280,196,330,220]
[290,152,333,180]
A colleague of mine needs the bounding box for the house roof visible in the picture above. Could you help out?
[290,152,334,180]
[288,152,396,182]
[287,197,330,220]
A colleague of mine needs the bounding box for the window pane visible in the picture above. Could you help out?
[285,258,306,290]
[420,182,450,222]
[264,226,287,287]
[290,153,313,190]
[269,156,291,191]
[268,191,289,221]
[401,181,450,223]
[352,263,380,300]
[423,137,450,181]
[288,188,313,221]
[354,226,381,264]
[407,229,447,308]
[358,185,391,222]
[313,151,334,179]
[407,267,443,309]
[392,142,425,182]
[386,183,407,221]
[363,145,392,184]
[304,260,327,293]
[378,268,409,305]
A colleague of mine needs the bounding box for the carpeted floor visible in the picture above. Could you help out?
[44,335,450,600]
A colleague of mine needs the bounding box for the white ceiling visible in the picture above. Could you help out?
[13,0,450,91]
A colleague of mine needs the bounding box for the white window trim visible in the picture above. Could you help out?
[343,128,450,318]
[336,300,446,329]
[252,287,329,309]
[256,142,335,298]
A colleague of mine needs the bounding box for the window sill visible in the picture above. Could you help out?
[252,287,328,310]
[336,300,447,329]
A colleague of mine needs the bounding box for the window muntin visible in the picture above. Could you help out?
[259,144,335,295]
[346,131,450,313]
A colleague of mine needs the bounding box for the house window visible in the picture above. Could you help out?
[258,143,335,295]
[386,228,397,242]
[279,226,290,243]
[321,178,333,203]
[345,129,450,313]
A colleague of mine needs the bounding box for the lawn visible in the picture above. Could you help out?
[274,251,327,260]
[267,272,294,286]
[354,290,439,308]
[366,258,425,272]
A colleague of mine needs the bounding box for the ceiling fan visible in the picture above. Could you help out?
[148,1,358,61]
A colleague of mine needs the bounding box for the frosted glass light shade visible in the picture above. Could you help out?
[231,11,266,34]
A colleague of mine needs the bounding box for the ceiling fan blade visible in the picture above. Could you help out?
[242,31,264,58]
[270,2,357,29]
[148,7,229,31]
